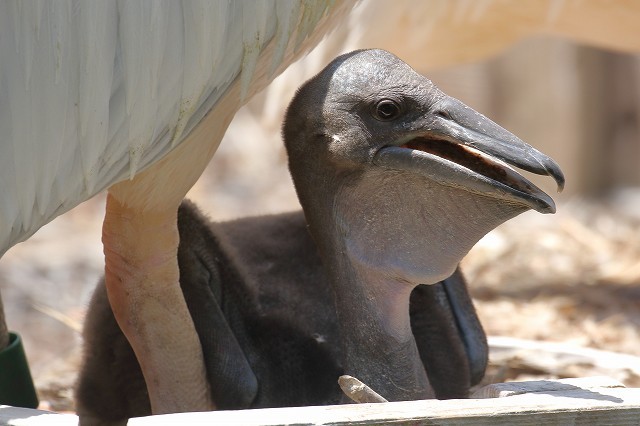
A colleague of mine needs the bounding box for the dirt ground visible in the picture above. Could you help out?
[2,107,640,412]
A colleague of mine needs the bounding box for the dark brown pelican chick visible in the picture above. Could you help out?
[282,48,562,401]
[75,49,563,424]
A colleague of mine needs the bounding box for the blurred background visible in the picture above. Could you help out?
[2,0,640,410]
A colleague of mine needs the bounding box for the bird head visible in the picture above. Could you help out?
[284,49,564,285]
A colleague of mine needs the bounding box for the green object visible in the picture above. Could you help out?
[0,332,39,408]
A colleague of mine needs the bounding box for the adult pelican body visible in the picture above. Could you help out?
[0,1,352,413]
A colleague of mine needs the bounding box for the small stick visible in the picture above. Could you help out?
[338,375,388,403]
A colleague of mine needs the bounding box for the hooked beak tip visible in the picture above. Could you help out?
[546,161,565,193]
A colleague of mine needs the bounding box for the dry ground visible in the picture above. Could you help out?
[2,107,640,412]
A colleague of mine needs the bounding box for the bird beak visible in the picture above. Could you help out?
[373,95,565,214]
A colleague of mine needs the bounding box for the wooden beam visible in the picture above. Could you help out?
[3,378,640,425]
[130,385,640,425]
[0,405,77,426]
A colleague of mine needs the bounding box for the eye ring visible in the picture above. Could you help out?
[373,99,402,121]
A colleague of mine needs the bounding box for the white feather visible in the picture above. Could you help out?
[0,0,345,255]
[240,0,271,101]
[269,1,301,79]
[78,2,118,193]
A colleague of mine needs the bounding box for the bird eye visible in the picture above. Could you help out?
[434,110,452,120]
[373,99,401,121]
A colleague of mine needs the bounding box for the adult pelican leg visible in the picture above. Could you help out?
[101,89,239,413]
[103,195,212,413]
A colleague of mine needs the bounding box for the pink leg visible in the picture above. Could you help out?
[102,193,213,413]
[96,74,240,414]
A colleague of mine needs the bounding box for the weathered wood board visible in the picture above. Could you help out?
[3,377,640,425]
[129,387,640,425]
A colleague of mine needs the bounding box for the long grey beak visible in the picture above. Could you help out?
[434,96,565,192]
[374,94,565,214]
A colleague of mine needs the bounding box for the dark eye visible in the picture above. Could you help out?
[374,99,401,121]
[434,110,451,120]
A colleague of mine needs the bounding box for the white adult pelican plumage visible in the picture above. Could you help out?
[0,1,353,414]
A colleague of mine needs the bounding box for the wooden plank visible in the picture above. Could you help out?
[0,406,77,426]
[130,387,640,425]
[3,380,640,425]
